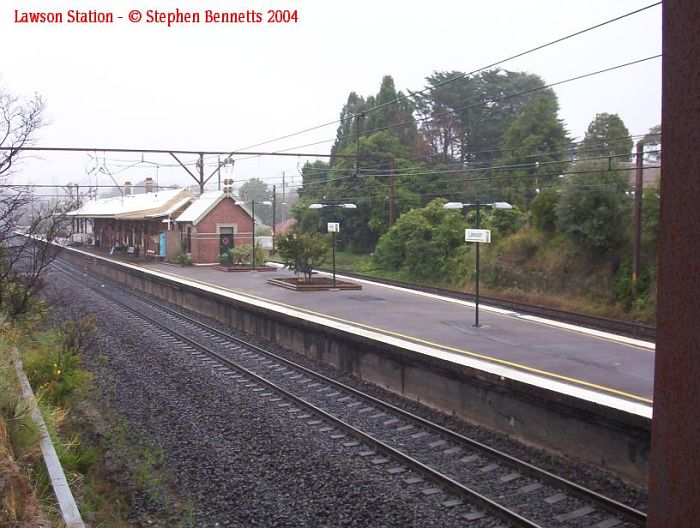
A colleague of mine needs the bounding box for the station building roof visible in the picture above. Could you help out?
[66,188,193,220]
[174,191,257,225]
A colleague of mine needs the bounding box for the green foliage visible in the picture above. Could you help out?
[489,205,525,237]
[415,69,551,164]
[297,131,421,253]
[276,232,328,283]
[555,162,631,255]
[220,244,265,267]
[578,113,632,162]
[641,181,660,260]
[374,199,469,282]
[615,263,656,319]
[239,179,274,225]
[171,240,192,266]
[530,187,559,233]
[497,91,570,205]
[23,316,95,406]
[0,349,40,460]
[331,75,419,158]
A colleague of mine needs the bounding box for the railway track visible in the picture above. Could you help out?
[53,259,646,527]
[307,266,655,342]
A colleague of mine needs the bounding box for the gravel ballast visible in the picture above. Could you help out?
[45,270,508,527]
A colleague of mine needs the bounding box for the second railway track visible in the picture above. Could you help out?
[52,259,646,527]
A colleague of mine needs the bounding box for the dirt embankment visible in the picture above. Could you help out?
[0,414,50,528]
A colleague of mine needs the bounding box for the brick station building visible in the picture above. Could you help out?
[172,190,256,264]
[67,182,257,265]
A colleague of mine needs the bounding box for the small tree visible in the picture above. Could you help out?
[276,233,328,283]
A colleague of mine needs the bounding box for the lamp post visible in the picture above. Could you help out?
[251,200,272,269]
[443,200,512,327]
[308,203,357,287]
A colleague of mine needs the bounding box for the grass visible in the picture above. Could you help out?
[1,313,198,527]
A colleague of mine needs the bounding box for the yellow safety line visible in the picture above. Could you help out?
[148,267,654,405]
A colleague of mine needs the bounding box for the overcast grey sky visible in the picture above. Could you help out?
[1,0,662,198]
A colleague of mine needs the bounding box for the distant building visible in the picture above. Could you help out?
[171,190,257,264]
[66,183,258,264]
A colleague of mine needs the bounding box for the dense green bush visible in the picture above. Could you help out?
[555,162,631,254]
[374,199,469,283]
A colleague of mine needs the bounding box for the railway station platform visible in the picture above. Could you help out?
[58,247,654,482]
[146,261,654,404]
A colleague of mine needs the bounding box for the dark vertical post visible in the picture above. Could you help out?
[331,230,337,288]
[388,156,396,226]
[251,201,256,269]
[632,141,644,291]
[474,200,481,328]
[217,156,221,191]
[282,171,286,223]
[272,184,277,254]
[648,1,700,525]
[198,152,205,194]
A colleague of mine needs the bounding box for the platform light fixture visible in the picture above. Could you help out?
[308,203,357,287]
[443,200,512,327]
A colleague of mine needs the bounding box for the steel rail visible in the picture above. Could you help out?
[54,259,646,526]
[52,261,542,528]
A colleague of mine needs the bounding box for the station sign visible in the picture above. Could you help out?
[465,229,491,243]
[327,222,340,233]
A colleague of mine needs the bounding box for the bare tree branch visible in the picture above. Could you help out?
[0,90,45,176]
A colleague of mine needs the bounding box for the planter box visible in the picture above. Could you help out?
[267,277,362,291]
[218,266,276,272]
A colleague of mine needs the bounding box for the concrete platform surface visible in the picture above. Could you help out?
[128,260,654,406]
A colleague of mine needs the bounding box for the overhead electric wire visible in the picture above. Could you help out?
[260,148,661,193]
[296,164,661,205]
[233,54,661,163]
[230,2,661,154]
[255,133,658,186]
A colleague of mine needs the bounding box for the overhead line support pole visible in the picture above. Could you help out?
[632,141,644,291]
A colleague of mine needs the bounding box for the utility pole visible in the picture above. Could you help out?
[217,156,221,191]
[632,141,644,292]
[198,152,205,194]
[282,171,286,223]
[388,156,396,226]
[272,184,277,254]
[474,200,481,328]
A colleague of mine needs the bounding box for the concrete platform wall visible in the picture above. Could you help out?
[62,250,650,485]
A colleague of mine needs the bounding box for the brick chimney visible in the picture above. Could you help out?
[145,177,153,193]
[124,181,132,196]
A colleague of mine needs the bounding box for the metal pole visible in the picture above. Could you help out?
[251,201,256,269]
[632,141,644,292]
[474,200,481,328]
[282,172,286,223]
[272,184,277,254]
[332,230,337,288]
[198,153,205,194]
[217,156,221,191]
